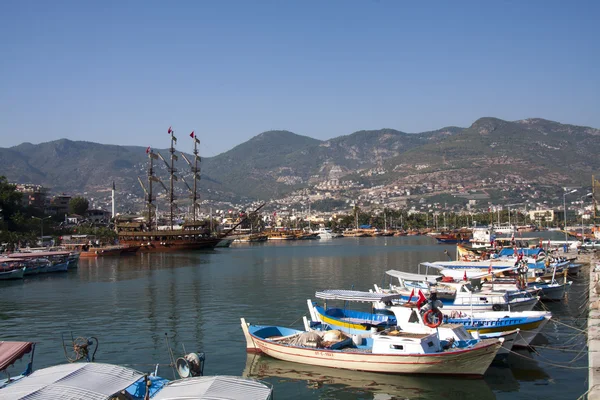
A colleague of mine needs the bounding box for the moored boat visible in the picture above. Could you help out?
[0,362,273,399]
[241,318,502,376]
[0,265,25,280]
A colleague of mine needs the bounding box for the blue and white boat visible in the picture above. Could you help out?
[374,270,539,312]
[304,290,518,360]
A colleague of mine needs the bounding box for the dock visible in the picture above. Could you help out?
[587,251,600,398]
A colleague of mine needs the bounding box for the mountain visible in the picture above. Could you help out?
[381,117,600,187]
[0,118,598,204]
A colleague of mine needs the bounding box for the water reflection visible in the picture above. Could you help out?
[0,237,586,399]
[243,353,495,400]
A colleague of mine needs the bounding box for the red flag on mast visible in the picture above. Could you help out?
[416,290,427,308]
[190,131,195,138]
[145,146,150,154]
[168,126,173,134]
[407,288,415,303]
[463,270,468,281]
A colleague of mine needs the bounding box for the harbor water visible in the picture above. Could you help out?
[0,236,589,399]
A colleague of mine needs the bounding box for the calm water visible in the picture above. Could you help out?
[0,236,588,399]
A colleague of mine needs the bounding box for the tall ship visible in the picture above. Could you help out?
[116,127,222,252]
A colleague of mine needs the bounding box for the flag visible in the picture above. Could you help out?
[488,262,492,275]
[172,136,177,142]
[190,131,195,138]
[407,288,415,303]
[146,146,151,154]
[463,270,468,281]
[416,290,427,308]
[168,126,172,134]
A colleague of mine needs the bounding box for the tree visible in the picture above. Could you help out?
[69,197,89,216]
[0,176,23,229]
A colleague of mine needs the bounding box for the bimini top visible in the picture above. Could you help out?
[0,362,144,400]
[152,376,273,400]
[385,269,441,283]
[315,289,403,303]
[7,251,71,258]
[0,341,34,372]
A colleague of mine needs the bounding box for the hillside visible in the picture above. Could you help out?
[1,118,598,204]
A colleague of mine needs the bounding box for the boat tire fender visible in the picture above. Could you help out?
[492,304,502,311]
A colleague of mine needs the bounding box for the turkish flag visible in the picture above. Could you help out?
[145,146,150,154]
[190,131,195,138]
[168,126,172,134]
[416,290,427,308]
[407,288,415,303]
[463,270,468,281]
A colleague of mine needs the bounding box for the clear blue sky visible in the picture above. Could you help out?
[1,0,598,156]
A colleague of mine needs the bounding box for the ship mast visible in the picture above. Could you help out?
[181,131,201,224]
[168,127,178,231]
[137,147,158,231]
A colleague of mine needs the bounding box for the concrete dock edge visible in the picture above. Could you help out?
[588,253,600,399]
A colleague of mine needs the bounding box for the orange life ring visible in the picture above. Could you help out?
[423,309,443,328]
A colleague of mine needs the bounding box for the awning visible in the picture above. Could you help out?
[7,251,71,258]
[152,376,273,400]
[0,362,145,399]
[0,341,34,372]
[315,290,403,302]
[385,269,441,283]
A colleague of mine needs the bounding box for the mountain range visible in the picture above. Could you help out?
[1,117,598,203]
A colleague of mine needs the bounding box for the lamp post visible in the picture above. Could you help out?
[32,216,51,247]
[581,193,593,243]
[563,189,577,243]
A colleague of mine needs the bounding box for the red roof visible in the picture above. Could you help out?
[0,341,34,371]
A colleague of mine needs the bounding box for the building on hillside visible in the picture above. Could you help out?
[15,184,48,210]
[528,208,554,223]
[86,209,112,223]
[49,195,72,216]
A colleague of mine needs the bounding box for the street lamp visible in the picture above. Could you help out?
[563,189,577,243]
[581,193,593,243]
[32,216,52,247]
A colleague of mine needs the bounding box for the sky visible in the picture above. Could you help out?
[1,0,599,156]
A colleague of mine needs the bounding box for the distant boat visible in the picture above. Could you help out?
[0,264,25,280]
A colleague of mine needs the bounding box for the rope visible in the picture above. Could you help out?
[507,348,589,370]
[549,318,589,333]
[577,384,600,400]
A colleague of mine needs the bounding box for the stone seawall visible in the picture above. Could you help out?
[587,252,600,399]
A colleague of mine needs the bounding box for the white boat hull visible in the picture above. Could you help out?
[242,320,500,375]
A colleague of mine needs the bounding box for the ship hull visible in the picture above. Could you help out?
[119,238,221,252]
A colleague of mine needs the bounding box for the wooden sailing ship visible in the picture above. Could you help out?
[116,127,221,252]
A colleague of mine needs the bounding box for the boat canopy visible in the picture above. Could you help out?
[498,248,544,257]
[315,289,403,303]
[0,362,144,399]
[0,341,34,372]
[7,251,71,258]
[153,376,273,400]
[385,269,441,283]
